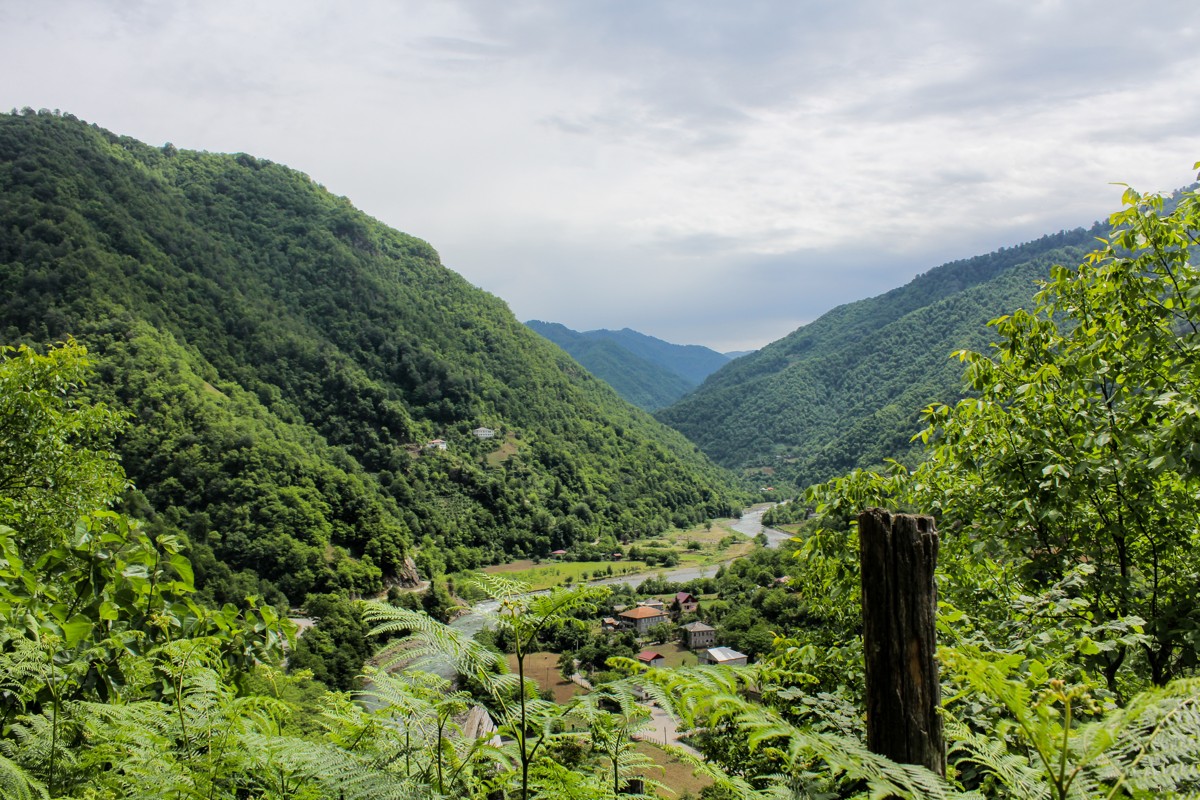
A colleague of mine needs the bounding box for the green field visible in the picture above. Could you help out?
[482,558,652,591]
[476,519,755,591]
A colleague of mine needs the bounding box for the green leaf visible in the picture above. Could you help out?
[62,614,93,647]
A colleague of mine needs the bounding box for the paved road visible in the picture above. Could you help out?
[588,503,790,589]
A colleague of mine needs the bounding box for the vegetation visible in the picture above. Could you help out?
[3,107,1199,798]
[526,322,731,412]
[656,224,1110,489]
[0,110,747,612]
[472,520,755,591]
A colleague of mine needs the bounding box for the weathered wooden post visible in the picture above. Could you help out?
[858,508,944,777]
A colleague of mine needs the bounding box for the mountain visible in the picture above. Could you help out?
[525,321,730,411]
[0,110,746,605]
[654,226,1106,490]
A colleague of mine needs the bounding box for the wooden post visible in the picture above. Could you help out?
[858,508,944,777]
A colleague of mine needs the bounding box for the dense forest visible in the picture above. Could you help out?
[525,321,731,412]
[0,110,747,611]
[656,225,1108,489]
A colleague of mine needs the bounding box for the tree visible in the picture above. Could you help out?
[647,621,677,644]
[0,341,298,797]
[914,182,1200,688]
[365,576,610,800]
[809,177,1200,691]
[0,339,126,558]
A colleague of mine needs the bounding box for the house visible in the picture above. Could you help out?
[472,427,495,439]
[617,606,670,636]
[637,598,666,611]
[636,650,665,668]
[424,439,448,451]
[601,617,620,632]
[673,591,699,615]
[698,646,748,667]
[549,549,568,558]
[680,620,716,650]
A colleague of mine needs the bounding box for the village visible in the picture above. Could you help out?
[468,522,803,797]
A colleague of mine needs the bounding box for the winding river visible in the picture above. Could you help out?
[450,503,789,637]
[358,503,790,696]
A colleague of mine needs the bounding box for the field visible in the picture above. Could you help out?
[484,433,523,467]
[636,742,713,797]
[483,559,652,591]
[507,653,712,798]
[479,518,756,591]
[648,641,701,669]
[506,652,584,704]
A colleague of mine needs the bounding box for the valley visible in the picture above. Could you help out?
[2,108,1199,800]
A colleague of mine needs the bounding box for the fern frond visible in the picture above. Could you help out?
[5,708,79,790]
[362,601,505,686]
[242,729,426,800]
[469,572,532,601]
[0,751,47,800]
[1079,677,1200,798]
[946,717,1049,800]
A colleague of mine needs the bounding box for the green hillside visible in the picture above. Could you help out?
[525,320,730,411]
[655,227,1105,489]
[0,110,746,605]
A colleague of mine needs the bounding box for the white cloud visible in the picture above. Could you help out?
[2,0,1199,351]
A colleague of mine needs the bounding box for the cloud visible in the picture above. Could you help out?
[2,0,1199,351]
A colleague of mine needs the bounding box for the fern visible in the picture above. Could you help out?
[945,650,1200,799]
[0,751,46,800]
[362,601,505,689]
[242,729,428,800]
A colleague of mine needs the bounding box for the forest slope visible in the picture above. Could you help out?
[656,226,1105,489]
[525,321,730,411]
[0,110,746,604]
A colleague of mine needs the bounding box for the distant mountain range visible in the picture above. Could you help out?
[654,224,1109,490]
[525,321,734,411]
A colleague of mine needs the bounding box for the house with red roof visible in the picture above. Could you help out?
[636,650,665,668]
[673,591,699,615]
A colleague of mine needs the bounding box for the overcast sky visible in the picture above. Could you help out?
[3,1,1199,351]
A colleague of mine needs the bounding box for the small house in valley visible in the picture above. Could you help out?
[681,620,716,650]
[673,591,699,615]
[636,650,665,668]
[472,427,495,439]
[698,646,748,667]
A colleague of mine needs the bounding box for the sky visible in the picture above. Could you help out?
[3,1,1199,352]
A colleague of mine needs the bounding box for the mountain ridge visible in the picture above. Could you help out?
[0,110,747,604]
[655,224,1107,489]
[525,320,730,411]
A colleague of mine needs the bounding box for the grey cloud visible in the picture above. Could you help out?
[4,0,1199,352]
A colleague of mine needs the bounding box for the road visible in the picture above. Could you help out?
[362,502,790,701]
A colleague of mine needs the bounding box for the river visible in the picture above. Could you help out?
[449,502,789,637]
[359,502,790,697]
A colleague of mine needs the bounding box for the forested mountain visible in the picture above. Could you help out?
[655,226,1106,489]
[0,110,746,606]
[525,320,730,411]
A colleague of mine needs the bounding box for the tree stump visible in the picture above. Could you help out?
[858,508,944,777]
